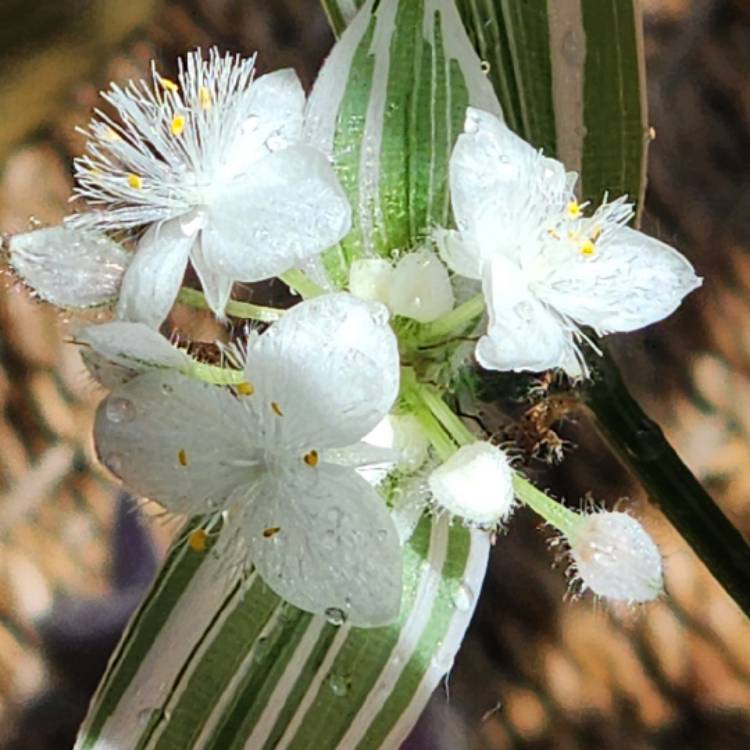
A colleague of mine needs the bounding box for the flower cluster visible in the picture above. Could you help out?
[6,48,697,625]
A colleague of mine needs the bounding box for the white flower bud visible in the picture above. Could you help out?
[428,442,515,526]
[569,511,663,603]
[387,250,455,323]
[349,258,394,304]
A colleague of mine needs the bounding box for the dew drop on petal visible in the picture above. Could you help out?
[431,640,454,672]
[240,115,259,134]
[105,397,136,423]
[266,134,287,152]
[464,111,480,134]
[325,607,347,626]
[513,301,534,322]
[451,582,474,613]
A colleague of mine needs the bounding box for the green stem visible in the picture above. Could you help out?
[412,384,475,447]
[189,361,245,386]
[417,293,485,343]
[512,475,580,539]
[279,269,326,298]
[177,287,284,323]
[582,347,750,618]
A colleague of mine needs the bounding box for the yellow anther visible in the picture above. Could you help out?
[188,529,208,552]
[159,77,179,93]
[547,228,560,240]
[178,448,188,466]
[262,526,281,538]
[271,401,284,417]
[566,200,581,219]
[104,126,120,142]
[127,173,143,190]
[580,240,596,257]
[198,86,212,110]
[171,114,186,137]
[237,381,255,396]
[303,450,319,467]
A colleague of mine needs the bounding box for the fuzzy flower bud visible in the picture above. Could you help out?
[568,510,663,603]
[428,442,515,526]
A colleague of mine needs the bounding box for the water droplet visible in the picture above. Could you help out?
[376,529,388,542]
[241,114,259,133]
[480,60,491,74]
[624,419,665,461]
[451,582,474,612]
[513,301,534,322]
[161,383,174,395]
[431,641,454,672]
[254,637,270,663]
[325,607,347,626]
[104,452,123,475]
[464,112,480,134]
[105,397,135,423]
[266,134,287,152]
[328,672,350,697]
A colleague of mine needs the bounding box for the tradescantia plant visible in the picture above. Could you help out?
[4,0,748,747]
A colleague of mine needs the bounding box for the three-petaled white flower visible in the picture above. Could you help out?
[70,48,351,327]
[439,107,701,375]
[92,294,403,626]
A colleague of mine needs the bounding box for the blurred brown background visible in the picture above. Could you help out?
[1,0,749,748]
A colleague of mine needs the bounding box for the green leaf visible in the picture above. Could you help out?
[76,517,488,749]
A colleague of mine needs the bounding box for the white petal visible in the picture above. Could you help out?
[534,225,702,334]
[243,464,402,626]
[190,240,235,319]
[76,321,194,388]
[387,251,455,323]
[8,226,130,308]
[429,442,515,526]
[434,228,482,280]
[246,293,399,448]
[570,511,663,603]
[203,145,351,282]
[348,258,394,303]
[476,256,574,373]
[94,371,257,515]
[116,220,193,328]
[221,69,306,178]
[450,107,569,259]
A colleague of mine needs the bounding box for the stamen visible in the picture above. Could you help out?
[171,114,186,137]
[104,126,120,142]
[236,381,255,396]
[178,448,188,466]
[271,401,283,417]
[547,228,560,240]
[590,226,603,242]
[198,86,212,110]
[127,173,143,190]
[159,77,179,93]
[262,526,281,538]
[580,240,596,257]
[188,529,208,552]
[303,450,319,467]
[566,200,581,219]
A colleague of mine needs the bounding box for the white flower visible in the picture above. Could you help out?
[75,320,195,388]
[92,294,402,626]
[568,510,663,603]
[8,226,130,309]
[70,48,351,327]
[442,107,702,375]
[428,442,515,527]
[349,250,454,323]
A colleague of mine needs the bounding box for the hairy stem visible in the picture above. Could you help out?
[582,348,750,618]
